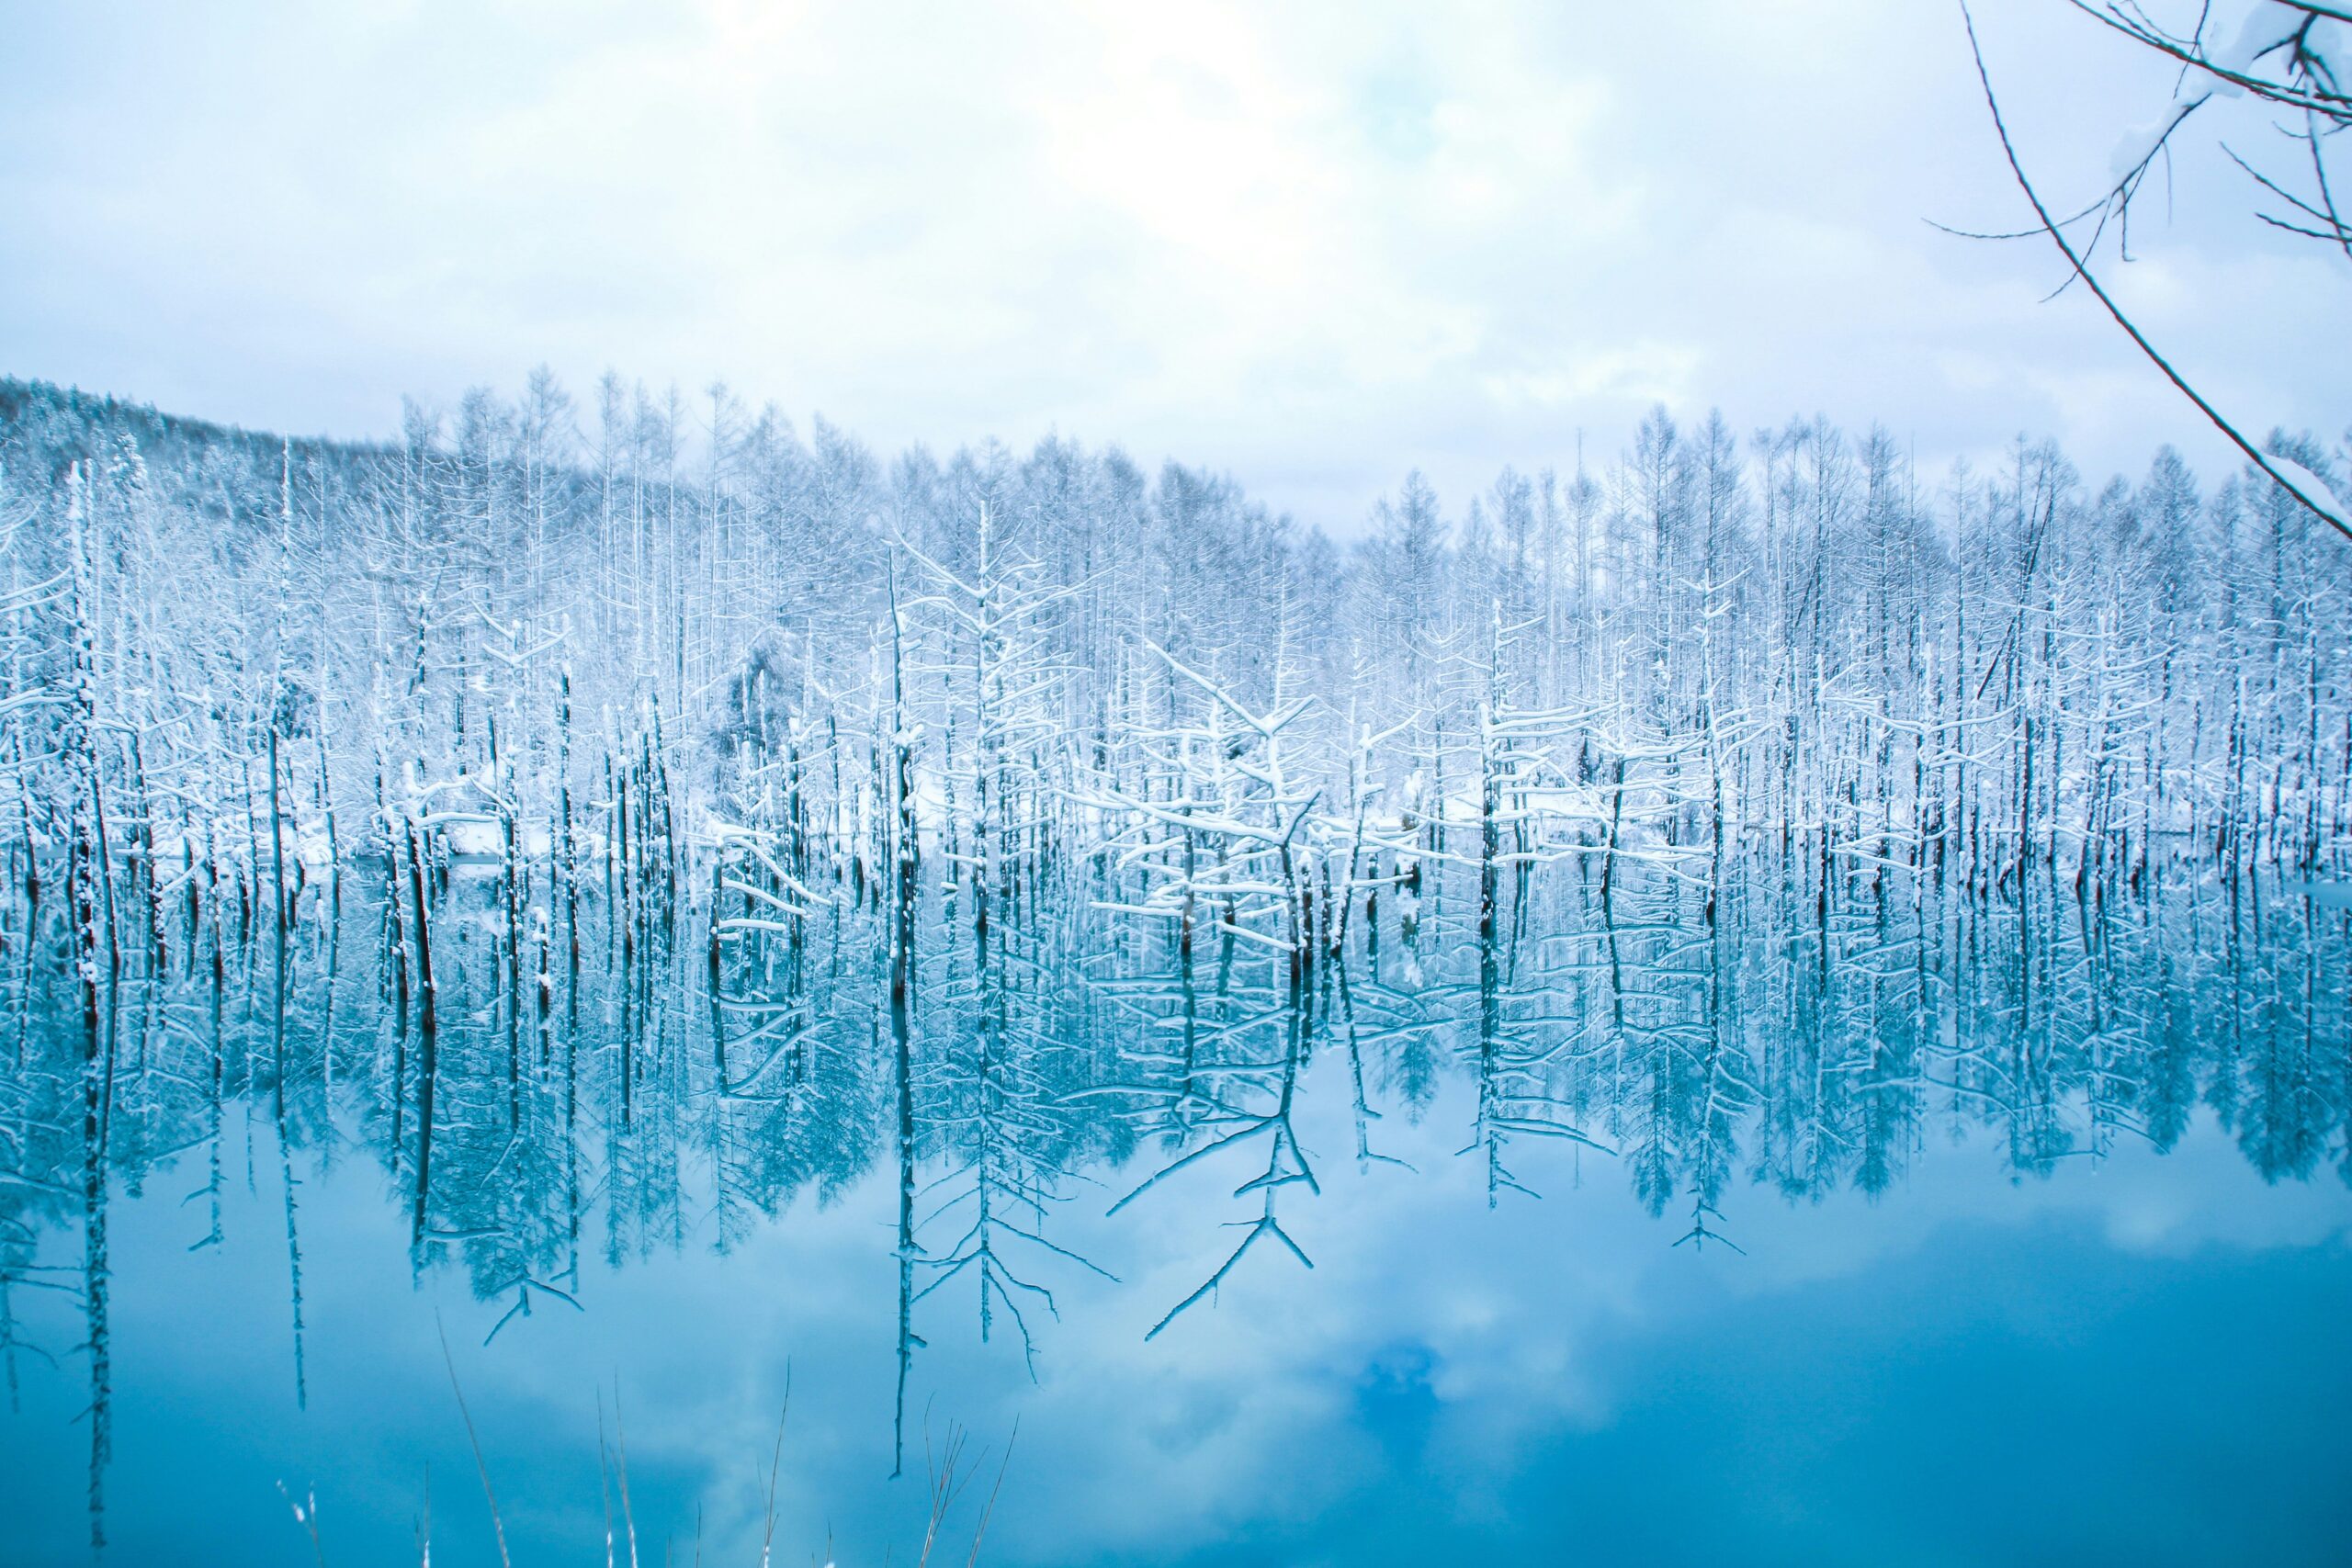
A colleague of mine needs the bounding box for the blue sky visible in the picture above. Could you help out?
[1,0,2343,529]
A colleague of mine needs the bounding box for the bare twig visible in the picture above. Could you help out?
[435,1313,512,1568]
[759,1364,792,1568]
[1960,4,2352,545]
[966,1420,1017,1568]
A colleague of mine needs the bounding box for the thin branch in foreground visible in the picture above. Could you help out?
[435,1313,513,1568]
[758,1363,791,1568]
[1960,2,2352,545]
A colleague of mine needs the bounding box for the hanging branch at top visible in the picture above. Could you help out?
[1952,2,2351,545]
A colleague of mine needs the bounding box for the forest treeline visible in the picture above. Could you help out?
[1,370,2346,976]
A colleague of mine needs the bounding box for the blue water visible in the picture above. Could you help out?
[4,863,2349,1565]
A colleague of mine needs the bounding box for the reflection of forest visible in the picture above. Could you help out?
[4,850,2346,1539]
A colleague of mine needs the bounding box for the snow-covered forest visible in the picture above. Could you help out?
[5,366,2350,1555]
[8,0,2352,1558]
[4,372,2346,933]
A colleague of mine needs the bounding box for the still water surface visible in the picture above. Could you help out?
[4,858,2349,1565]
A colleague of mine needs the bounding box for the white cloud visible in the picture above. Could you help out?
[0,0,2340,531]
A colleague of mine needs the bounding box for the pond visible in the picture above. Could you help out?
[4,852,2349,1566]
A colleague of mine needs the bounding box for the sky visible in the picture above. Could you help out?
[1,0,2344,532]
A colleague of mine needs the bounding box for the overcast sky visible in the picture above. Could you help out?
[2,0,2343,530]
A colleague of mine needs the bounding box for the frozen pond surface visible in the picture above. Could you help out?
[5,859,2350,1566]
